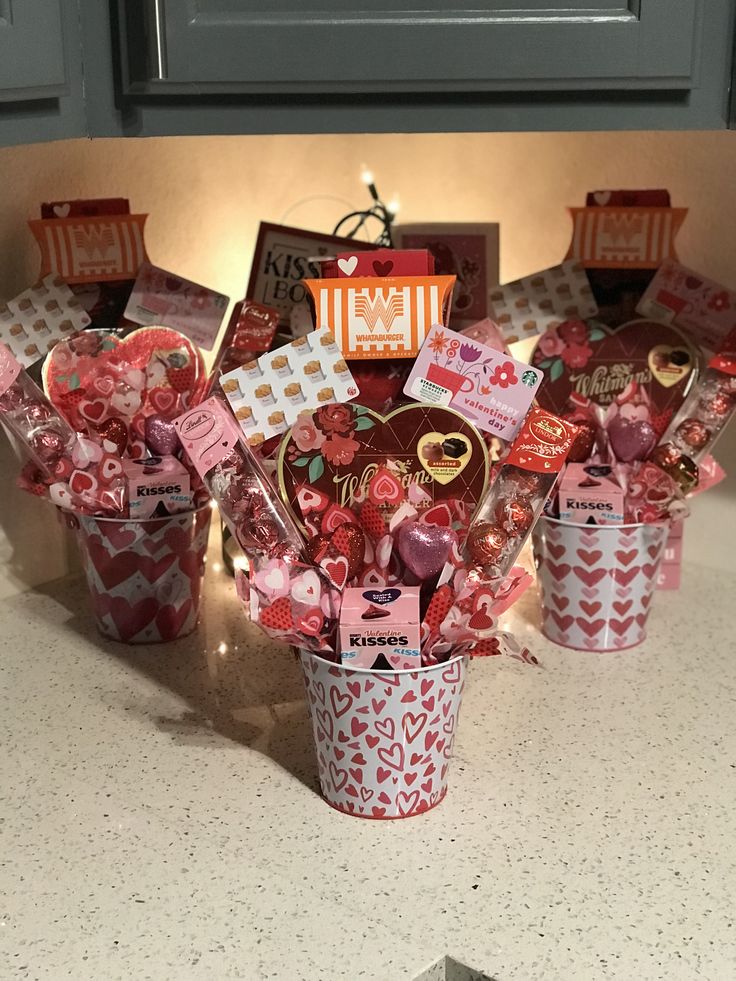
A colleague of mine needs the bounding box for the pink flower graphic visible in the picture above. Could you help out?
[708,291,730,313]
[487,360,519,388]
[322,432,360,466]
[537,330,565,358]
[292,417,325,453]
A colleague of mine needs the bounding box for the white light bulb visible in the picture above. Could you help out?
[361,166,374,186]
[386,195,401,216]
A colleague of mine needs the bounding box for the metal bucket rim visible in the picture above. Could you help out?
[537,515,671,534]
[300,650,466,678]
[69,502,213,527]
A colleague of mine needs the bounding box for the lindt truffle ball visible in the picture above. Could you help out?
[494,497,534,536]
[566,420,597,463]
[699,390,732,418]
[98,417,129,457]
[504,465,542,498]
[24,400,54,427]
[650,442,681,470]
[30,429,66,465]
[144,414,178,457]
[676,418,710,451]
[466,521,508,566]
[650,442,699,493]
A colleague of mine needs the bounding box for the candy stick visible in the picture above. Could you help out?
[174,396,307,562]
[658,327,736,464]
[463,407,578,578]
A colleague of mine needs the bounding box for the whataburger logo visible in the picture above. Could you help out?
[72,225,116,259]
[353,292,404,332]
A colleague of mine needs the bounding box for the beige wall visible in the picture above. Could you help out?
[0,131,735,594]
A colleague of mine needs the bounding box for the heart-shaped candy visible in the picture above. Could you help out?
[97,417,129,457]
[607,416,656,463]
[72,437,103,468]
[145,414,180,456]
[278,404,488,526]
[397,522,457,581]
[532,319,697,437]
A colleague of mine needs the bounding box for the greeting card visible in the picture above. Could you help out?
[403,325,542,441]
[124,262,229,350]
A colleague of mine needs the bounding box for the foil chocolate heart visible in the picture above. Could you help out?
[397,522,457,581]
[607,416,657,463]
[145,414,180,456]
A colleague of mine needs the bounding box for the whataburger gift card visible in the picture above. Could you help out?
[403,324,543,441]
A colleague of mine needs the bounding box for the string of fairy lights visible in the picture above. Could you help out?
[332,166,400,247]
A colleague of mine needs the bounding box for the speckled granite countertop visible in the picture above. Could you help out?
[1,525,735,981]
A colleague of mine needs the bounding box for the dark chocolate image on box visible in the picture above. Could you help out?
[361,604,392,621]
[442,437,467,459]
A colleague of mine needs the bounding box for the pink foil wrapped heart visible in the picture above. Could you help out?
[397,522,457,581]
[607,416,656,463]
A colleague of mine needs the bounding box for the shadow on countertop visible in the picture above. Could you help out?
[31,564,322,799]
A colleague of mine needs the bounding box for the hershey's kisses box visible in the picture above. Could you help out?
[339,586,420,669]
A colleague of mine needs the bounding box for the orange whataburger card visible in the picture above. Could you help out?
[565,207,687,269]
[305,275,455,359]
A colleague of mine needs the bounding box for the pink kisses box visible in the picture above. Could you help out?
[124,456,192,518]
[339,586,421,670]
[558,464,624,526]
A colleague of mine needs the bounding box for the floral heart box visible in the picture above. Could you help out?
[277,403,488,527]
[531,318,699,439]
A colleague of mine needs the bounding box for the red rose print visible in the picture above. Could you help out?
[315,404,356,435]
[322,433,360,466]
[560,342,593,369]
[557,320,589,345]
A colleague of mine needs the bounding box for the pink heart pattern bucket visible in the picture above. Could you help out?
[73,505,212,644]
[300,651,467,819]
[531,516,669,652]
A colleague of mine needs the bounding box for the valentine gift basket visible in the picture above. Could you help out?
[485,188,736,651]
[0,327,215,642]
[0,196,261,642]
[171,239,586,817]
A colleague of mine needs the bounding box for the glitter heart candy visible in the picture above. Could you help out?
[145,414,180,456]
[306,522,365,581]
[607,416,657,463]
[397,521,457,581]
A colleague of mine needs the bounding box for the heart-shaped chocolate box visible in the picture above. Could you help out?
[277,403,488,525]
[532,318,699,439]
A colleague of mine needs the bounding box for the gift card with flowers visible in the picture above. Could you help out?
[403,324,542,441]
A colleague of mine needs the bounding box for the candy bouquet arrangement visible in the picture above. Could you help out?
[485,189,736,651]
[0,196,288,642]
[0,326,215,641]
[168,242,586,817]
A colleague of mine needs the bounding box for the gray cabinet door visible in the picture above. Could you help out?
[0,0,66,101]
[0,0,85,146]
[120,0,699,95]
